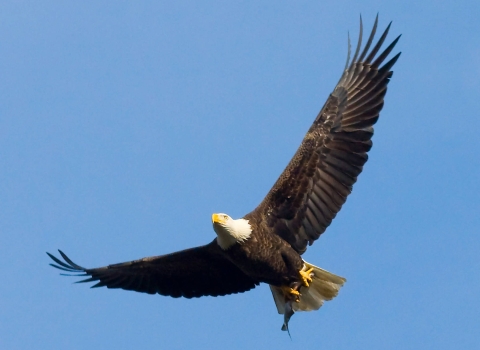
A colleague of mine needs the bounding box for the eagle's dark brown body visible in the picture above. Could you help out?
[223,212,304,286]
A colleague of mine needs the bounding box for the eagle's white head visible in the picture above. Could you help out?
[212,213,252,250]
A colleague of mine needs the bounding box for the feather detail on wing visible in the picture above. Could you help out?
[250,15,401,254]
[47,241,259,298]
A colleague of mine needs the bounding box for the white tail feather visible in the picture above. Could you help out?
[270,261,346,314]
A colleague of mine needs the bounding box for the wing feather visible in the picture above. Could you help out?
[48,242,259,298]
[358,14,378,62]
[248,17,401,253]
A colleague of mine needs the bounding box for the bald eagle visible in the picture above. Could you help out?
[48,16,400,331]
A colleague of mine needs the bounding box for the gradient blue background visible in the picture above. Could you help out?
[1,1,479,349]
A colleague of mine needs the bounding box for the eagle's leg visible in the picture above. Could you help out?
[280,285,301,303]
[299,265,314,287]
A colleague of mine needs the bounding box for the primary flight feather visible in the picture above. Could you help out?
[48,15,401,331]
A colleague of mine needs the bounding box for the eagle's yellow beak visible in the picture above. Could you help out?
[212,213,226,224]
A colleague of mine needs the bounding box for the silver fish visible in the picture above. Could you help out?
[281,298,295,337]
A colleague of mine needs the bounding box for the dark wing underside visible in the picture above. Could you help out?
[249,16,401,254]
[48,241,259,298]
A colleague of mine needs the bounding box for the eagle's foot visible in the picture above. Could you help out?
[280,285,301,303]
[299,267,314,287]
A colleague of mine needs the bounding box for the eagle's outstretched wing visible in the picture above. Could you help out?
[249,16,401,254]
[48,241,259,298]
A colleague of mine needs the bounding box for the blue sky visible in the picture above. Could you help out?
[1,1,479,349]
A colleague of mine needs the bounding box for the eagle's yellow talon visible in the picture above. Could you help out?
[300,267,314,287]
[280,285,301,302]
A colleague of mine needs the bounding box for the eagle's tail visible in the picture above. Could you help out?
[270,261,346,314]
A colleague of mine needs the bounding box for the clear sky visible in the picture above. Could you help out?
[1,1,479,349]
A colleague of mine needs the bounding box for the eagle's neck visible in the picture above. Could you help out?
[215,218,252,250]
